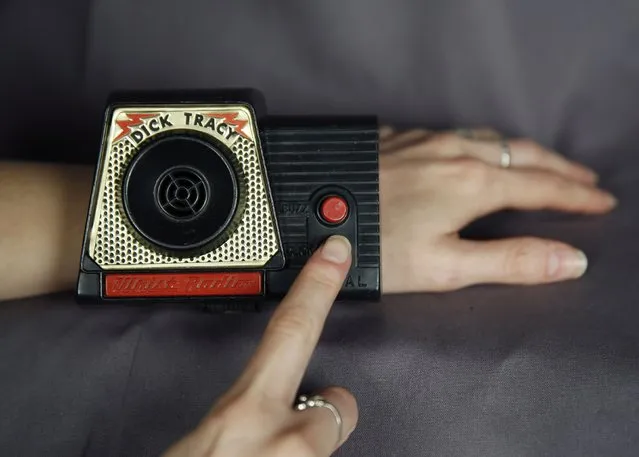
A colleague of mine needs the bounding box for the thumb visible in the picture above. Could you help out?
[450,237,589,287]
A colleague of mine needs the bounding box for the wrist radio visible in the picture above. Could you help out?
[76,89,381,310]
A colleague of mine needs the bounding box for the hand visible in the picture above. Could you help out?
[379,127,618,293]
[163,235,357,457]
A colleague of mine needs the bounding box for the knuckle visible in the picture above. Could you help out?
[436,131,459,143]
[304,263,342,290]
[503,240,547,279]
[514,138,544,159]
[404,128,429,137]
[211,397,255,426]
[408,251,461,291]
[445,159,492,192]
[378,125,394,135]
[523,142,544,160]
[513,137,537,149]
[529,150,545,166]
[473,127,501,140]
[430,132,460,149]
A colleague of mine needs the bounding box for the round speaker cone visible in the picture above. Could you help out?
[155,166,208,220]
[122,134,241,254]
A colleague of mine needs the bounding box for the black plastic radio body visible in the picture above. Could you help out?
[76,89,380,309]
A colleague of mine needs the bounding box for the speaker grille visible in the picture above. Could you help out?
[155,167,209,220]
[89,134,279,269]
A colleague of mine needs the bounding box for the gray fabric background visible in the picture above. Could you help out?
[1,1,639,456]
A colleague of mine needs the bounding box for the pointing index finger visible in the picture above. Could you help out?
[239,235,352,402]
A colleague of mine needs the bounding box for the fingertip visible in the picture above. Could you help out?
[454,238,593,287]
[548,247,588,280]
[319,235,352,265]
[592,191,618,212]
[285,236,351,301]
[573,250,589,277]
[568,166,597,184]
[319,386,359,445]
[324,386,359,423]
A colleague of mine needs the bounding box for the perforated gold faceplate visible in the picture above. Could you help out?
[87,105,281,270]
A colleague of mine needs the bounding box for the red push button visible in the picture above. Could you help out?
[320,195,349,224]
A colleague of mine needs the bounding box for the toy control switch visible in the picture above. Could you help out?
[319,195,349,224]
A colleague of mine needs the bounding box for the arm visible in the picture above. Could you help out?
[0,161,93,301]
[0,127,616,301]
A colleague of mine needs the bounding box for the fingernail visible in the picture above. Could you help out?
[548,249,588,279]
[320,236,351,264]
[605,193,618,207]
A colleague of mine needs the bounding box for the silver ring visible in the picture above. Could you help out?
[500,140,512,168]
[295,394,343,443]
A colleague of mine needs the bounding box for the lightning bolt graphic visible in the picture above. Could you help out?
[205,112,250,139]
[114,113,158,142]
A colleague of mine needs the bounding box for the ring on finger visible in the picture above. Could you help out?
[500,140,512,168]
[295,394,343,445]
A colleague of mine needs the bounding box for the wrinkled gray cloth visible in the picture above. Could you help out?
[1,1,639,456]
